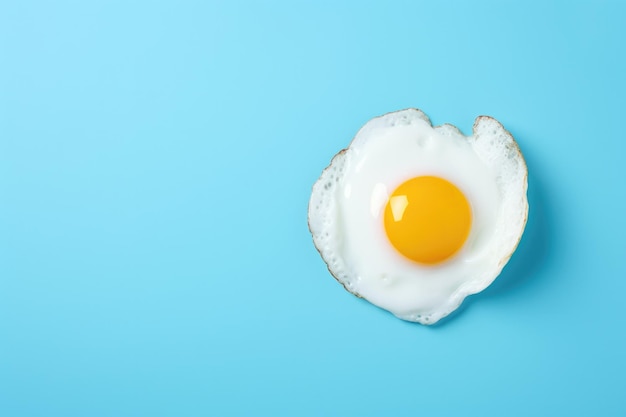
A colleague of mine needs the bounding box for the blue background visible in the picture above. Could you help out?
[1,1,625,416]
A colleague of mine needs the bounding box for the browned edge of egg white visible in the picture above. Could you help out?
[473,115,529,272]
[308,110,529,300]
[307,149,365,298]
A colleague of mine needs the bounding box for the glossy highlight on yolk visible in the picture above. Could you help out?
[383,176,472,265]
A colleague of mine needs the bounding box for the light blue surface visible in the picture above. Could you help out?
[1,1,625,416]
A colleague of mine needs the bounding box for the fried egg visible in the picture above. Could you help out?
[308,109,528,324]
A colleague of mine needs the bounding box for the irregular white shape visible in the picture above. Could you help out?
[308,109,528,324]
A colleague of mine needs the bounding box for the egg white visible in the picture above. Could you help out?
[308,109,528,324]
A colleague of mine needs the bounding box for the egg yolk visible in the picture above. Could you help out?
[383,176,472,265]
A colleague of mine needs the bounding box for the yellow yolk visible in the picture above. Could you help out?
[383,176,472,265]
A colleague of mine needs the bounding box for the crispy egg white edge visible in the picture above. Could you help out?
[308,109,529,325]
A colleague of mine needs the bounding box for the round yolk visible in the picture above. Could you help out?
[383,176,472,265]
